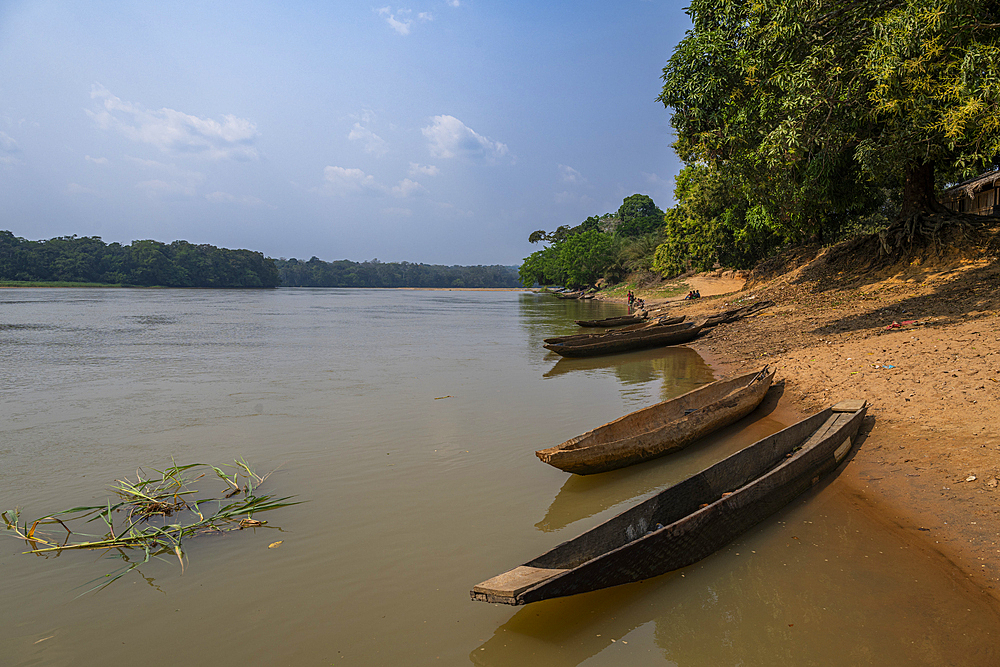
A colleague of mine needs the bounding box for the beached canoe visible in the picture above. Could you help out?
[543,321,703,358]
[544,316,686,345]
[575,315,646,328]
[472,399,867,605]
[536,367,775,474]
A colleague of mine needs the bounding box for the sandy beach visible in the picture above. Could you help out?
[615,249,1000,606]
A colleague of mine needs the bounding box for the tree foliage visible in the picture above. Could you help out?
[658,0,1000,250]
[519,195,665,287]
[276,257,520,288]
[0,231,280,287]
[652,164,783,276]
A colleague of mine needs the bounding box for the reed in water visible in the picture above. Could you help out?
[2,459,298,594]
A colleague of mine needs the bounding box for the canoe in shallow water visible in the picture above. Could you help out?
[543,321,703,358]
[535,366,775,474]
[472,399,867,605]
[575,315,647,328]
[544,316,686,345]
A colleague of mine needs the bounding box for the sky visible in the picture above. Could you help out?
[0,1,691,265]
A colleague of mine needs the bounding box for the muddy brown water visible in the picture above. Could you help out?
[1,288,996,666]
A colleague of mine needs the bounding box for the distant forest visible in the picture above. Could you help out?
[0,231,280,287]
[275,257,521,288]
[0,231,521,288]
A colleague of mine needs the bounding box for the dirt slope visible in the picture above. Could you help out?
[635,243,1000,602]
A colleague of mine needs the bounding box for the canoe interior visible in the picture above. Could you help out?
[546,321,695,348]
[531,408,836,570]
[575,315,645,327]
[553,368,769,454]
[543,322,704,357]
[544,316,685,344]
[473,400,867,605]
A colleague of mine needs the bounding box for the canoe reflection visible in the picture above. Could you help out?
[535,384,785,532]
[543,346,713,393]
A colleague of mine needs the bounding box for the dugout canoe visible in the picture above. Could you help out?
[472,399,867,605]
[544,316,686,345]
[535,366,775,474]
[575,315,647,328]
[543,321,703,358]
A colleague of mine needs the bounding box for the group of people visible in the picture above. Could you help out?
[684,289,702,300]
[627,291,644,313]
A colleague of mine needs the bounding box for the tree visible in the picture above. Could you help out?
[652,164,782,276]
[659,0,1000,249]
[862,0,1000,245]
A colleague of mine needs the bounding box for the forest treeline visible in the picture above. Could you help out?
[0,231,280,287]
[522,0,1000,287]
[0,230,521,289]
[275,257,520,288]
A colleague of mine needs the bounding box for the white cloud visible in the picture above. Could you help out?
[447,0,460,6]
[381,207,413,216]
[0,131,23,165]
[126,156,205,189]
[391,178,425,197]
[320,166,424,198]
[559,164,583,183]
[136,179,198,198]
[66,183,96,195]
[87,84,260,161]
[421,115,508,161]
[322,166,379,195]
[408,162,439,177]
[348,122,388,156]
[85,155,108,165]
[205,191,273,208]
[376,6,431,35]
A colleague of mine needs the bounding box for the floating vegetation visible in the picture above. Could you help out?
[2,459,298,594]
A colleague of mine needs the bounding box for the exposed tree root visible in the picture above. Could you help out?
[877,211,994,255]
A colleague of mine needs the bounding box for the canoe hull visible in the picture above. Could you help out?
[536,367,774,475]
[575,315,646,328]
[473,400,867,605]
[544,316,685,345]
[543,322,702,358]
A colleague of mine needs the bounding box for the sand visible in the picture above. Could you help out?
[626,251,1000,603]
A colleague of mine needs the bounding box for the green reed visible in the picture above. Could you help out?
[2,460,298,594]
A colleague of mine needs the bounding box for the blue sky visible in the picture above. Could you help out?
[0,1,690,265]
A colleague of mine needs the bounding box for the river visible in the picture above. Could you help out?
[1,288,996,666]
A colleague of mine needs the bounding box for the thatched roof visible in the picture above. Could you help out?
[943,169,1000,199]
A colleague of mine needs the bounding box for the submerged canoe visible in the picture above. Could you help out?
[472,399,867,605]
[536,366,775,474]
[543,321,703,358]
[544,316,685,345]
[575,315,646,328]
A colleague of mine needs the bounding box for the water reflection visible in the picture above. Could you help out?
[535,384,785,532]
[517,293,628,343]
[475,481,1000,667]
[543,346,715,401]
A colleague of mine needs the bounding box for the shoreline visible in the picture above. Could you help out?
[608,260,1000,605]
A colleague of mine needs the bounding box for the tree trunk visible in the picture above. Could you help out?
[897,160,948,219]
[880,160,982,254]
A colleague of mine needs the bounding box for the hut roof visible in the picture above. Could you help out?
[943,169,1000,199]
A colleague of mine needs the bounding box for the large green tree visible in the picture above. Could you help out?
[659,0,1000,248]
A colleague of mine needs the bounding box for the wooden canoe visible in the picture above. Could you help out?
[472,399,867,605]
[544,316,685,345]
[575,315,646,328]
[536,366,775,474]
[543,321,703,358]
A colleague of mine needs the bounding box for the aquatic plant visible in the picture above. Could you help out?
[2,459,298,594]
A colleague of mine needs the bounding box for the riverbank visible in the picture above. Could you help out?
[620,248,1000,605]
